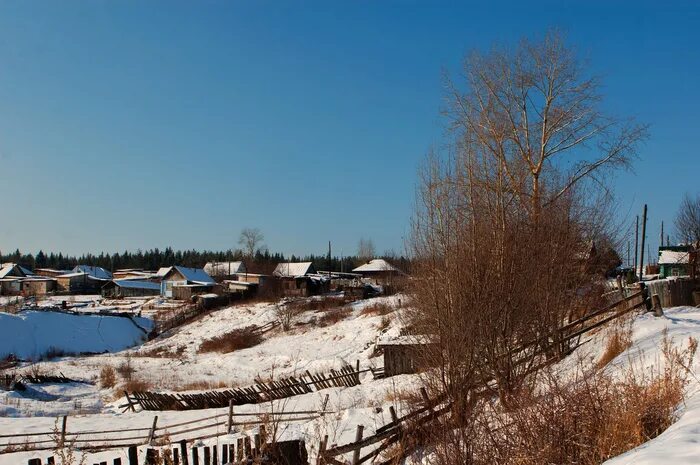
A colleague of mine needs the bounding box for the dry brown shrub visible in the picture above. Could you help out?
[123,378,151,392]
[317,308,352,327]
[292,295,355,312]
[197,326,262,354]
[361,302,393,317]
[171,380,237,392]
[134,345,186,359]
[420,334,695,465]
[99,365,116,389]
[596,326,633,369]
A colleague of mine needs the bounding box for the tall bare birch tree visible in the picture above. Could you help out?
[410,31,647,414]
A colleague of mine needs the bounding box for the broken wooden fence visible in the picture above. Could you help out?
[125,362,365,411]
[318,288,650,465]
[7,401,327,456]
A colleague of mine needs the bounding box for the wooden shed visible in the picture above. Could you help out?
[377,335,432,377]
[102,280,162,298]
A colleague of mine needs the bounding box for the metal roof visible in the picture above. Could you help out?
[112,279,161,290]
[168,266,215,285]
[204,261,246,276]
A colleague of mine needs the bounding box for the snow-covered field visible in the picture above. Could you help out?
[2,296,700,464]
[0,310,152,360]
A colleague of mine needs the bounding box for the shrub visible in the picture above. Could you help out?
[596,326,632,369]
[99,365,116,389]
[123,378,151,392]
[317,308,352,327]
[198,326,263,354]
[361,302,393,317]
[116,355,135,381]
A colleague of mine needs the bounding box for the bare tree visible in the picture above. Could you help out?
[674,193,700,244]
[409,31,645,416]
[357,237,376,262]
[238,228,265,257]
[445,30,647,218]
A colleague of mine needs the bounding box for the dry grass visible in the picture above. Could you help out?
[361,302,394,317]
[197,326,263,354]
[134,344,186,359]
[122,378,151,392]
[317,308,352,327]
[420,334,696,465]
[597,326,633,369]
[171,380,239,392]
[291,295,355,312]
[99,365,116,389]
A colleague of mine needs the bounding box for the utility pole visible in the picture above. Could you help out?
[639,204,648,282]
[627,241,631,267]
[634,215,639,276]
[660,221,664,250]
[328,241,332,276]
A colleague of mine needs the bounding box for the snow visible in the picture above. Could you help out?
[4,295,700,464]
[658,250,690,265]
[352,259,400,273]
[0,310,153,360]
[273,262,315,277]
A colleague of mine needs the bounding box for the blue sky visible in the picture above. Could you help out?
[0,1,698,260]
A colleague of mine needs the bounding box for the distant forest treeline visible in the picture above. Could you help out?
[0,247,410,274]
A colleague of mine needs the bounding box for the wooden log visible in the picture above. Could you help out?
[192,447,199,465]
[60,416,68,447]
[227,399,234,433]
[203,446,210,465]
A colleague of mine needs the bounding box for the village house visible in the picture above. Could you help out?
[159,266,216,300]
[102,279,162,298]
[352,259,404,286]
[21,277,57,295]
[272,262,329,297]
[33,268,71,278]
[56,265,112,293]
[0,263,33,295]
[659,246,692,278]
[204,261,246,280]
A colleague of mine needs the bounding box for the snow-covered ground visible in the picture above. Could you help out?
[2,296,700,464]
[0,310,152,360]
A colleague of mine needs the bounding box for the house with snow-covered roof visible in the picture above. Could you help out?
[204,261,246,279]
[0,263,33,295]
[352,258,405,286]
[159,266,216,299]
[658,246,692,278]
[272,262,328,297]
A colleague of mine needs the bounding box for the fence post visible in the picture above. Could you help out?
[227,399,234,433]
[148,415,159,445]
[60,415,68,447]
[180,440,189,465]
[128,446,138,465]
[652,293,664,317]
[351,425,364,465]
[316,434,328,465]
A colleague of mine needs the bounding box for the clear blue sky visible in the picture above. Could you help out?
[0,1,698,260]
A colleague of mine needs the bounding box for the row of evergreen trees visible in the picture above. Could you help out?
[0,247,410,274]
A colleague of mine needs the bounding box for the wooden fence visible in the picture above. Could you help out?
[4,399,329,456]
[645,277,696,308]
[317,288,651,465]
[27,435,308,465]
[124,363,364,411]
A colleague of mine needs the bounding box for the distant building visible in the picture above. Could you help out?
[55,265,112,293]
[0,263,33,295]
[21,277,57,295]
[659,246,691,278]
[204,261,246,280]
[159,266,216,299]
[352,259,404,285]
[102,280,162,298]
[272,262,328,297]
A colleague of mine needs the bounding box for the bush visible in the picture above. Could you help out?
[99,365,116,389]
[198,326,263,354]
[596,326,632,369]
[123,378,151,392]
[361,302,393,317]
[317,308,352,327]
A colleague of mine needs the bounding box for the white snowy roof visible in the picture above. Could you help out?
[0,263,31,279]
[156,267,171,277]
[352,259,400,273]
[659,250,690,265]
[273,262,315,278]
[204,261,246,276]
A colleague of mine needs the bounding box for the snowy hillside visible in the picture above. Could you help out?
[1,297,700,464]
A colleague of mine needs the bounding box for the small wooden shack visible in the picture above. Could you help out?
[377,335,432,377]
[272,262,329,297]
